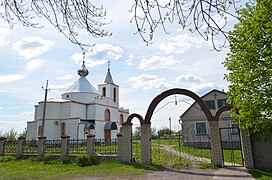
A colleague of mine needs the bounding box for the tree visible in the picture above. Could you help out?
[0,0,111,50]
[223,0,272,136]
[4,128,18,141]
[157,127,175,137]
[0,0,248,50]
[130,0,246,50]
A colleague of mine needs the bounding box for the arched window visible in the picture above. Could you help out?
[113,87,116,102]
[120,114,124,124]
[102,87,106,97]
[105,109,111,121]
[60,122,66,137]
[38,126,42,137]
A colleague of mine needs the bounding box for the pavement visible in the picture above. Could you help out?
[213,166,255,180]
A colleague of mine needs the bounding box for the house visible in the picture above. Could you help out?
[180,89,240,148]
[26,61,129,141]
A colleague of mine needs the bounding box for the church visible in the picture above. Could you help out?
[26,61,129,141]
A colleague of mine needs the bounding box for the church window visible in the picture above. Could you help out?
[60,122,66,137]
[38,126,42,137]
[230,121,239,134]
[105,109,111,121]
[120,114,124,123]
[102,87,106,97]
[195,122,207,135]
[113,88,116,102]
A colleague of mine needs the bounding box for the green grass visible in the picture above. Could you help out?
[0,157,156,179]
[249,169,272,180]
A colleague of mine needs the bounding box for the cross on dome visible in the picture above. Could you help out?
[77,61,89,77]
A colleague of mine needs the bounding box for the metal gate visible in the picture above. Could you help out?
[219,127,244,166]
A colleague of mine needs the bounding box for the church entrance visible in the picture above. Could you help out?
[104,130,111,142]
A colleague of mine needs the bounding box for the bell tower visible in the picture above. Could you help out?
[98,61,119,104]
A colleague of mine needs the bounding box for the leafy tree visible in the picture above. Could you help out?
[0,0,248,50]
[133,126,157,139]
[157,127,175,137]
[4,128,18,141]
[223,0,272,136]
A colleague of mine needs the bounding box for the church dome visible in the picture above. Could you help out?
[77,61,89,77]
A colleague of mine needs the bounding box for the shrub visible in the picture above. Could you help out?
[0,156,15,162]
[77,154,98,166]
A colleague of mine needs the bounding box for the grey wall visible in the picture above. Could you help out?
[251,133,272,171]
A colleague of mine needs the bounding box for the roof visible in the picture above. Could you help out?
[179,89,227,119]
[104,69,114,84]
[104,122,117,130]
[65,61,99,94]
[65,76,99,94]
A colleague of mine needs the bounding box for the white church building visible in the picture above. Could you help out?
[26,61,129,141]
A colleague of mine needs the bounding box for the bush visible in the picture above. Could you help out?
[0,156,16,162]
[77,154,98,166]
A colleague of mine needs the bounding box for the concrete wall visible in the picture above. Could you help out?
[26,122,37,140]
[251,133,272,171]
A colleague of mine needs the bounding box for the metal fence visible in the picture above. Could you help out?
[45,140,62,154]
[23,140,38,154]
[4,141,17,154]
[68,139,87,154]
[95,139,117,155]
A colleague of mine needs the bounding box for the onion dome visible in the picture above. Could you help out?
[77,61,89,77]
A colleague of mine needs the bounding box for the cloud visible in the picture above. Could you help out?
[126,53,134,66]
[71,43,123,67]
[13,36,54,59]
[190,82,223,96]
[139,56,182,70]
[175,74,202,83]
[57,74,75,80]
[128,74,172,90]
[0,23,11,47]
[0,60,44,84]
[160,33,211,54]
[49,82,74,91]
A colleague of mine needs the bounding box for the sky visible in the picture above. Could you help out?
[0,1,238,134]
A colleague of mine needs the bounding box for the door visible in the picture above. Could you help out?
[104,130,111,143]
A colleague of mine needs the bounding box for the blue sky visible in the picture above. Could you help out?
[0,1,237,134]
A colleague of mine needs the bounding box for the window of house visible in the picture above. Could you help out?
[113,88,116,102]
[120,114,124,123]
[60,122,66,137]
[204,100,216,109]
[217,99,228,108]
[102,87,106,97]
[195,122,207,135]
[105,109,111,121]
[230,121,239,134]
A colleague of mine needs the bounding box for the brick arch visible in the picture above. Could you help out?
[144,88,213,124]
[214,105,233,121]
[124,113,144,125]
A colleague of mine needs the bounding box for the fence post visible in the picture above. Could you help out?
[61,135,70,160]
[121,123,133,163]
[87,134,95,156]
[240,129,254,169]
[16,137,26,158]
[38,136,46,158]
[117,133,122,161]
[141,123,152,164]
[0,137,6,156]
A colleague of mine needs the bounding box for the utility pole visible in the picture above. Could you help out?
[169,116,172,145]
[41,80,49,137]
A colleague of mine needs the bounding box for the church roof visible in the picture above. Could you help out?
[104,68,114,84]
[65,61,99,94]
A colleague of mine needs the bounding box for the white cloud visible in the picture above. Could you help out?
[0,60,44,84]
[126,53,134,66]
[160,33,211,54]
[57,74,74,80]
[0,23,11,47]
[49,82,74,91]
[128,74,172,90]
[175,74,202,83]
[139,56,182,70]
[190,82,223,96]
[13,36,54,59]
[71,44,123,67]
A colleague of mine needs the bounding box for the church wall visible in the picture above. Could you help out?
[44,120,62,140]
[60,103,71,118]
[70,103,85,119]
[26,122,37,140]
[87,105,95,119]
[62,92,99,104]
[65,119,80,139]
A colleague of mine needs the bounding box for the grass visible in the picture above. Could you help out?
[249,169,272,180]
[0,157,156,179]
